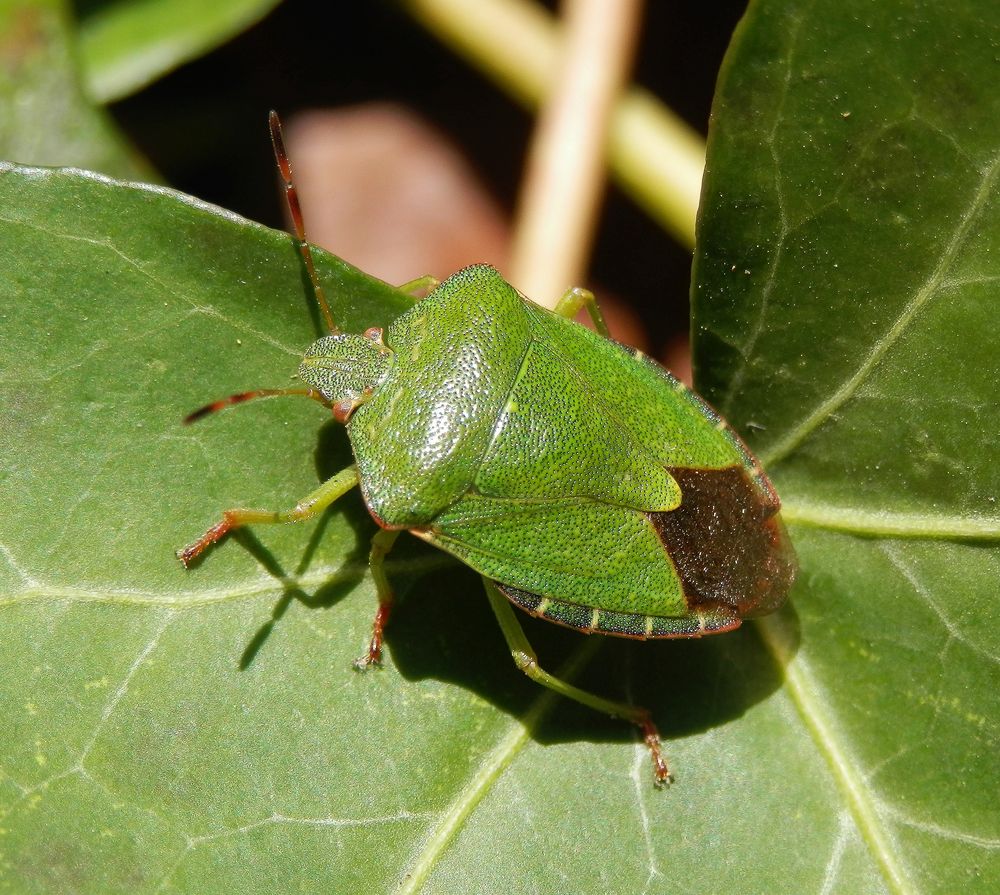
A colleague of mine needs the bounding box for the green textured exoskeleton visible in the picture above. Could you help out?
[179,113,795,786]
[310,264,792,634]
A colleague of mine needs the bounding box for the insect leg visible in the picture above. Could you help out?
[396,274,440,299]
[354,528,401,670]
[483,578,671,786]
[177,465,359,566]
[553,286,610,338]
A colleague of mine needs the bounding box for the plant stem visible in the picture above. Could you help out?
[400,0,706,248]
[509,0,643,304]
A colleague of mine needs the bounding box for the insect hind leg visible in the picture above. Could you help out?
[483,578,671,786]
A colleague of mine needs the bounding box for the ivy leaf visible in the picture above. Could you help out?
[0,164,872,894]
[1,1,997,893]
[693,1,1000,892]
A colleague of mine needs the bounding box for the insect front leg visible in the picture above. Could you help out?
[553,286,610,338]
[483,579,672,787]
[354,528,401,671]
[397,274,440,299]
[177,465,360,565]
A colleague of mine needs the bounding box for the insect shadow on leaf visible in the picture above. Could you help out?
[387,573,800,751]
[235,420,372,669]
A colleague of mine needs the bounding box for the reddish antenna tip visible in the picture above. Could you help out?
[268,110,292,181]
[267,110,338,335]
[182,388,331,425]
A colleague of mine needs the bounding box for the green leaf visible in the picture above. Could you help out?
[692,1,1000,893]
[1,4,997,894]
[0,165,879,893]
[0,0,146,178]
[76,0,283,103]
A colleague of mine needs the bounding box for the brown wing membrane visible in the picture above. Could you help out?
[650,465,795,618]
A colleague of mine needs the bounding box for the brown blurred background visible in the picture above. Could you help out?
[106,0,747,372]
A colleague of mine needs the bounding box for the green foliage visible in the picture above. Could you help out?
[692,1,999,892]
[76,0,282,103]
[0,0,145,177]
[0,0,996,893]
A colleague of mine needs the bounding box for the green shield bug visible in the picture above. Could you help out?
[178,111,796,786]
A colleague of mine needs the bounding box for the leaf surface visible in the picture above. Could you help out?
[692,1,1000,892]
[1,0,998,892]
[0,164,871,895]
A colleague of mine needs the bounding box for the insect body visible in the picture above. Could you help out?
[179,113,796,786]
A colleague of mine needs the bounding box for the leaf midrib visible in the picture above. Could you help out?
[758,612,915,895]
[393,636,606,894]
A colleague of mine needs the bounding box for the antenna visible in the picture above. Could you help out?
[183,388,329,425]
[268,110,338,334]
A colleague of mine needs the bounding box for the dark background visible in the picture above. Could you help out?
[105,0,749,352]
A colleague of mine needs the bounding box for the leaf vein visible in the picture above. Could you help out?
[819,812,853,895]
[719,4,811,413]
[393,637,604,894]
[782,502,1000,541]
[0,555,451,611]
[758,613,915,895]
[876,801,1000,850]
[0,210,302,357]
[881,543,999,665]
[761,151,1000,467]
